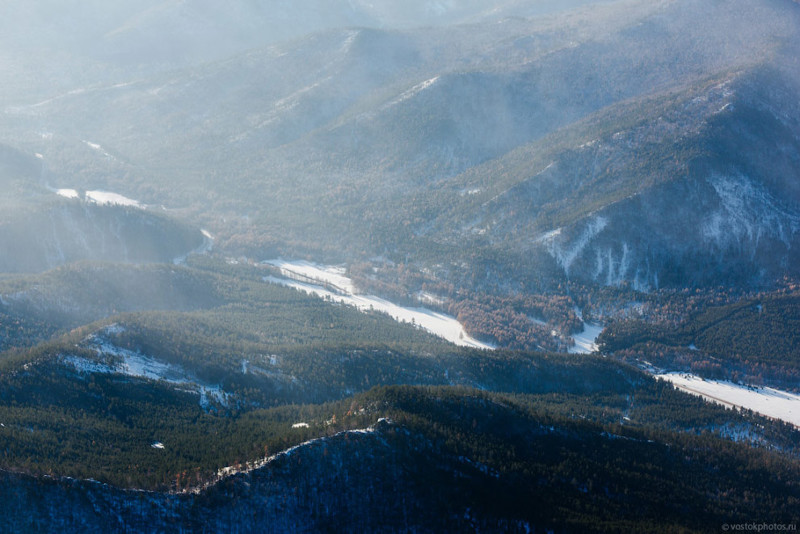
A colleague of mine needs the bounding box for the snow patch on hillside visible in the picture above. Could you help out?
[64,328,230,409]
[83,140,115,160]
[547,216,608,275]
[702,173,800,249]
[568,322,604,354]
[52,187,144,208]
[272,77,330,114]
[384,76,440,109]
[264,259,355,294]
[534,228,562,243]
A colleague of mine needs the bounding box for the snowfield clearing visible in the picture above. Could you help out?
[85,190,143,208]
[568,307,604,354]
[262,259,494,350]
[54,188,144,208]
[56,188,79,199]
[656,373,800,428]
[568,322,604,354]
[264,259,355,294]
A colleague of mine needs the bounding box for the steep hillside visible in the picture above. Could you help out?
[0,262,226,350]
[427,63,800,289]
[2,0,797,290]
[598,291,800,389]
[0,198,203,273]
[0,0,607,103]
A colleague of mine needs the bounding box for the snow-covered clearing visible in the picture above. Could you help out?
[568,322,604,354]
[262,259,494,350]
[264,259,355,294]
[83,140,115,160]
[85,190,143,208]
[656,373,800,428]
[53,187,144,208]
[56,188,79,199]
[534,227,562,244]
[568,307,604,354]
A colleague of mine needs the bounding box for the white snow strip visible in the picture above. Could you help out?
[657,373,800,428]
[85,190,143,208]
[151,442,165,450]
[63,355,115,375]
[263,259,355,294]
[82,140,115,160]
[534,228,562,244]
[174,229,214,264]
[292,423,309,429]
[384,76,440,109]
[568,307,604,354]
[262,259,493,350]
[56,188,79,199]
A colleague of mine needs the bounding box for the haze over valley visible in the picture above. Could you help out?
[1,1,800,531]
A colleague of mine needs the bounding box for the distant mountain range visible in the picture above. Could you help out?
[2,0,799,289]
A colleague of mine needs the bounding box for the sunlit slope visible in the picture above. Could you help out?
[2,0,799,287]
[422,64,800,288]
[0,144,204,275]
[0,262,228,350]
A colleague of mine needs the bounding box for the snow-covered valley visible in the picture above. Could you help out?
[262,259,495,350]
[656,372,800,428]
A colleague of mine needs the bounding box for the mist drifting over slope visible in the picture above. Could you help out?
[2,2,800,532]
[3,0,799,289]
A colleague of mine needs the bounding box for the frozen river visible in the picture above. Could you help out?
[263,259,494,350]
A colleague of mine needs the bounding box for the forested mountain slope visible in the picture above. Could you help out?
[2,0,798,289]
[1,387,798,533]
[1,1,799,531]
